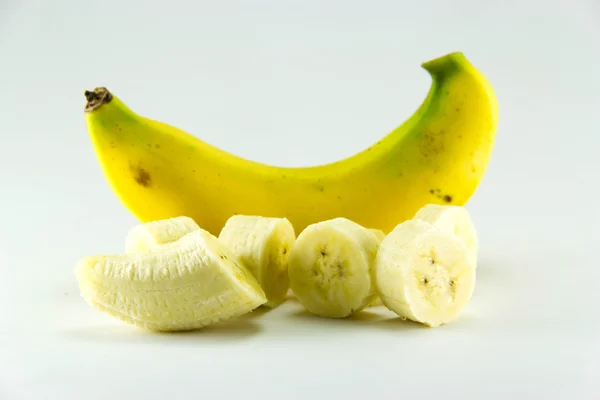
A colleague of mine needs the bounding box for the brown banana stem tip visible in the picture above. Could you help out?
[84,87,112,112]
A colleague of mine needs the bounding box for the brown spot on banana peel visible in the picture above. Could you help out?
[313,183,325,192]
[129,163,152,187]
[420,129,446,159]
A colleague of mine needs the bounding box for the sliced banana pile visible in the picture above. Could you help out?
[75,204,478,331]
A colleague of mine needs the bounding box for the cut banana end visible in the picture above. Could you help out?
[413,204,478,268]
[289,218,380,318]
[75,229,267,331]
[125,216,199,253]
[219,215,296,308]
[374,220,475,328]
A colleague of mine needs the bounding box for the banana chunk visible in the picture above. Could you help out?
[75,229,267,331]
[289,218,380,318]
[374,220,475,327]
[125,216,199,253]
[219,215,296,308]
[369,228,386,241]
[413,204,478,267]
[366,229,386,307]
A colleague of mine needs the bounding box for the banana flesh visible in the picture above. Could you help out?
[125,216,199,253]
[413,204,478,268]
[125,214,296,308]
[218,215,296,308]
[369,228,386,241]
[289,218,381,318]
[75,229,267,331]
[374,219,475,327]
[366,229,386,306]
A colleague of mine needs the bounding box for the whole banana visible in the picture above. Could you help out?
[83,52,498,236]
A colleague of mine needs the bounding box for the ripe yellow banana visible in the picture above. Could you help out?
[75,228,267,331]
[83,51,498,236]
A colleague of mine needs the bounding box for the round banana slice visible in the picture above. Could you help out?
[289,218,380,318]
[413,204,478,267]
[125,216,199,253]
[218,215,296,308]
[76,228,267,332]
[374,219,475,327]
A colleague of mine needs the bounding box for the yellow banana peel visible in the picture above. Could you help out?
[83,51,498,235]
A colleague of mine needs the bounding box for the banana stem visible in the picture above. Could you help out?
[84,87,112,112]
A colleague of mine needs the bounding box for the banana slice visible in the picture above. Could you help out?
[366,229,386,307]
[218,215,295,308]
[75,229,267,331]
[369,228,386,241]
[125,216,199,253]
[413,204,478,267]
[374,219,475,327]
[288,218,380,318]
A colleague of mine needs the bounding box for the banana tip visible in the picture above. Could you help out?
[84,87,112,112]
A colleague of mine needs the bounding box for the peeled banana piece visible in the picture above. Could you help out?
[289,218,381,318]
[125,216,199,253]
[374,220,475,328]
[413,204,478,267]
[218,215,296,308]
[369,228,386,241]
[75,229,267,331]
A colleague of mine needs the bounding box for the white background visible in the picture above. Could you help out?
[1,0,599,399]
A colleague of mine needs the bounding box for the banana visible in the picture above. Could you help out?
[366,229,386,306]
[75,229,267,331]
[413,204,478,267]
[125,216,199,253]
[218,215,295,308]
[374,219,475,327]
[288,218,381,318]
[125,214,295,307]
[369,228,386,241]
[83,52,498,236]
